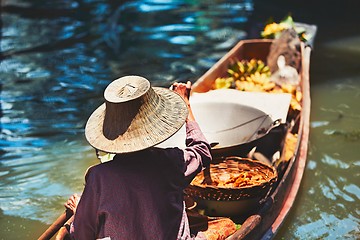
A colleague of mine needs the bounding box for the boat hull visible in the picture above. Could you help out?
[191,39,312,240]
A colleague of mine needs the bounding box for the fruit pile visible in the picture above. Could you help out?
[213,58,302,111]
[215,59,273,91]
[261,15,309,43]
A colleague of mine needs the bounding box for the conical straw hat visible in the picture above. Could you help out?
[85,76,188,153]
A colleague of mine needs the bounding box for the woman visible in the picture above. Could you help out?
[61,76,212,240]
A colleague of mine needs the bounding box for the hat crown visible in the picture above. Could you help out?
[104,76,150,103]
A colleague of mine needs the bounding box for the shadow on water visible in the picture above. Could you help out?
[0,2,97,60]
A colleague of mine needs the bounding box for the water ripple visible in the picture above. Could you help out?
[321,154,350,169]
[295,212,359,239]
[343,184,360,200]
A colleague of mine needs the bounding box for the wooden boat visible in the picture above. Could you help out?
[39,25,316,240]
[188,34,314,239]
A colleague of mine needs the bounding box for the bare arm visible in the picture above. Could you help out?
[64,193,80,214]
[171,81,212,181]
[171,81,195,122]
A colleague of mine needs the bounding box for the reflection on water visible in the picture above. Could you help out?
[0,0,359,239]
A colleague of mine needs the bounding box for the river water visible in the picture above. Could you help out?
[0,0,359,239]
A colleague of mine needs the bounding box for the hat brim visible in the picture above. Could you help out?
[85,87,188,153]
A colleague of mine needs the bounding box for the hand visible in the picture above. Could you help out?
[64,193,80,214]
[171,81,195,122]
[171,81,191,106]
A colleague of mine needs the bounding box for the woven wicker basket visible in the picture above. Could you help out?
[185,157,277,201]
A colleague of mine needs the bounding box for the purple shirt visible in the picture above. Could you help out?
[72,121,211,240]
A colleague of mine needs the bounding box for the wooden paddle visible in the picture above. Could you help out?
[38,209,73,240]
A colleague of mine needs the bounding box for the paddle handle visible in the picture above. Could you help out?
[38,209,73,240]
[227,214,262,240]
[202,166,213,185]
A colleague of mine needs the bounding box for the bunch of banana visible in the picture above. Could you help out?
[214,77,234,89]
[214,59,274,92]
[227,59,271,79]
[213,58,302,111]
[234,71,275,92]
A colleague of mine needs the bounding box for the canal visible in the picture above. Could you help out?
[0,0,359,239]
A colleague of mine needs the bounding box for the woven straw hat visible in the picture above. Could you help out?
[85,76,188,153]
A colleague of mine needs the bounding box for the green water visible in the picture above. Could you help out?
[276,37,360,239]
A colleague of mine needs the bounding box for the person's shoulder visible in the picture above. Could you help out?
[84,162,119,184]
[151,147,183,159]
[85,161,114,176]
